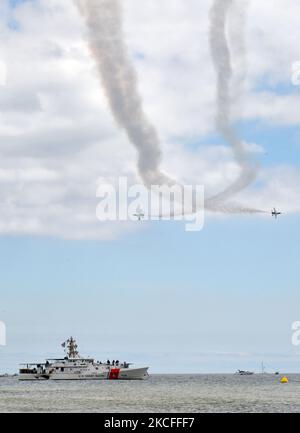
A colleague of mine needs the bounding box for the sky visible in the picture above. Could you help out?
[0,0,300,373]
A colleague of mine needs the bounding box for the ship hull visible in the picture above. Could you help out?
[19,367,149,381]
[48,367,149,381]
[18,374,50,381]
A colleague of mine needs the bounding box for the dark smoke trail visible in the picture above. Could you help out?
[206,0,260,212]
[75,0,173,188]
[76,0,265,216]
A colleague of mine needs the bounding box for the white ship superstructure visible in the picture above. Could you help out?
[19,337,149,381]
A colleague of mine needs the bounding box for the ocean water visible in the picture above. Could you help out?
[0,374,300,413]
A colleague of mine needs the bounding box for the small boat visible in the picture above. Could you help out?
[235,369,254,376]
[19,337,149,381]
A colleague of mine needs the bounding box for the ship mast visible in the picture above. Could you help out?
[66,337,80,359]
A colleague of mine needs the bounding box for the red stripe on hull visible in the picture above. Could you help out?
[109,368,120,380]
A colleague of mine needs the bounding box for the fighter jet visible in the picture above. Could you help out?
[133,206,145,221]
[271,208,282,219]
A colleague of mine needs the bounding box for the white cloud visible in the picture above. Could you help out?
[244,165,300,214]
[0,0,298,239]
[242,141,266,155]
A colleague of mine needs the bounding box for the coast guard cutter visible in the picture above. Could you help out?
[19,337,149,381]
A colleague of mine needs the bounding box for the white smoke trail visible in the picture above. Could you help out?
[206,0,260,211]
